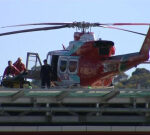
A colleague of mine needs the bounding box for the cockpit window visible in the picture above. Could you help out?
[60,60,67,72]
[47,54,52,65]
[69,61,77,73]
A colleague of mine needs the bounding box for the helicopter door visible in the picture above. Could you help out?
[58,56,80,86]
[47,54,59,81]
[26,52,42,80]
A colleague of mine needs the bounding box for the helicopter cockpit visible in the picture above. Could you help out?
[46,50,80,86]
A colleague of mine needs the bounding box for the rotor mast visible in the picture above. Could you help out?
[68,22,99,33]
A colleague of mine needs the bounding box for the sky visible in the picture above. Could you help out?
[0,0,150,77]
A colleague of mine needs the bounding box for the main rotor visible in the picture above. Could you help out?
[0,21,149,36]
[67,21,99,32]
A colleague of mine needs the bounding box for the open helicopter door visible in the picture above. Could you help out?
[47,53,59,81]
[26,52,42,80]
[57,56,80,86]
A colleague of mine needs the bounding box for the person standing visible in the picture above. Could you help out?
[40,59,52,88]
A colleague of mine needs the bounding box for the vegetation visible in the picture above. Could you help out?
[115,68,150,89]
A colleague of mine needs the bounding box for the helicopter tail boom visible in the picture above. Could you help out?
[139,27,150,59]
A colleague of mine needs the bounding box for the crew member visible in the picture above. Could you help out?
[14,57,29,88]
[40,59,52,88]
[13,57,26,72]
[3,60,20,79]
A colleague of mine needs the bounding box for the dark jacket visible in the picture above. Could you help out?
[40,64,52,79]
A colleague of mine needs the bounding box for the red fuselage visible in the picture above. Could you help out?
[69,29,150,87]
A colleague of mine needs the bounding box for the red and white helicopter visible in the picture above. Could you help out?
[0,22,150,87]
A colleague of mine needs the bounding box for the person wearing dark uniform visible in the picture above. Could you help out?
[40,59,52,88]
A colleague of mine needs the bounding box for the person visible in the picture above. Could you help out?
[14,57,28,88]
[40,59,52,88]
[3,60,20,79]
[13,57,26,73]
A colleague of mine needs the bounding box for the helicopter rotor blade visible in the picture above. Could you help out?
[99,25,146,36]
[0,22,72,28]
[1,22,150,29]
[0,25,68,36]
[98,23,150,26]
[0,22,149,37]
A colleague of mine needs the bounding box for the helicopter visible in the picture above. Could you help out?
[0,22,150,87]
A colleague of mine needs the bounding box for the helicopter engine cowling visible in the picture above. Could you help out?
[71,40,115,59]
